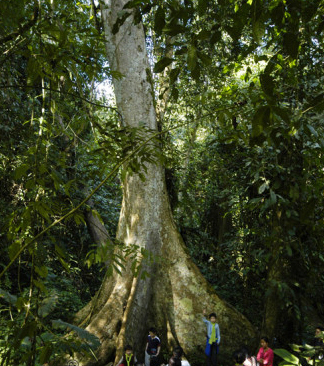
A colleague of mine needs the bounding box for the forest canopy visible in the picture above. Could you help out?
[0,0,324,365]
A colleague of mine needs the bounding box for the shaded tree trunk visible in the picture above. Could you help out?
[261,211,288,344]
[75,2,256,365]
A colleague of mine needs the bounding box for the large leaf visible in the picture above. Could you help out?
[260,73,275,98]
[154,57,174,73]
[169,67,180,85]
[274,349,300,365]
[52,319,100,348]
[253,18,266,44]
[283,31,300,59]
[8,241,21,261]
[252,106,271,137]
[154,6,165,34]
[0,288,17,305]
[38,292,59,318]
[112,11,131,35]
[187,44,197,71]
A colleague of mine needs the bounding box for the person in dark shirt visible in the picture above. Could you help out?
[311,326,324,361]
[145,327,161,366]
[313,326,324,347]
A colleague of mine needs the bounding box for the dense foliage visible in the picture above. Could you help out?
[0,0,324,365]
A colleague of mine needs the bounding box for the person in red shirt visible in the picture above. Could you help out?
[257,337,274,366]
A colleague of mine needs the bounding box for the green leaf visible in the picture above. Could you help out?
[52,319,100,348]
[154,57,174,73]
[274,349,300,365]
[252,106,271,137]
[306,124,318,137]
[38,292,59,318]
[278,362,295,366]
[197,51,212,66]
[260,73,275,98]
[154,6,165,34]
[39,343,53,365]
[58,257,70,272]
[112,11,131,34]
[55,243,66,258]
[253,18,265,44]
[35,265,48,278]
[14,164,30,179]
[73,211,85,225]
[187,44,197,71]
[0,288,17,305]
[269,189,277,205]
[169,67,180,85]
[258,182,269,194]
[283,31,300,59]
[33,279,46,292]
[171,86,179,101]
[8,241,21,260]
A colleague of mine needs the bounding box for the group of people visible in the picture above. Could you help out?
[203,310,274,366]
[116,311,219,366]
[115,313,323,366]
[116,327,190,366]
[232,337,273,366]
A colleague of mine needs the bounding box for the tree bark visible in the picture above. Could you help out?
[75,2,256,365]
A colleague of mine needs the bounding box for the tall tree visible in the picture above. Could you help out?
[75,1,256,365]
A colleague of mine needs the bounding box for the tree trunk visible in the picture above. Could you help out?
[75,2,256,365]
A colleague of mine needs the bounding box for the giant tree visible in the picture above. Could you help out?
[75,1,256,365]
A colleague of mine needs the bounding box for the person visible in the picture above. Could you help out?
[233,349,246,366]
[145,327,161,366]
[168,346,183,366]
[161,346,191,366]
[240,346,258,366]
[257,337,274,366]
[310,326,324,362]
[116,344,139,366]
[313,326,324,347]
[203,309,220,366]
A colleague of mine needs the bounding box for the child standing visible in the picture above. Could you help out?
[116,345,139,366]
[145,327,161,366]
[257,337,274,366]
[203,309,220,366]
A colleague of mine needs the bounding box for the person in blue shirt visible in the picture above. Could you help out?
[203,309,220,366]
